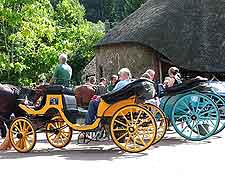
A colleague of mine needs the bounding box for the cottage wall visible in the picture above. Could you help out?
[95,43,160,81]
[81,57,96,83]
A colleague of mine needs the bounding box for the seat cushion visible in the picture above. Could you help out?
[165,78,208,95]
[101,79,154,104]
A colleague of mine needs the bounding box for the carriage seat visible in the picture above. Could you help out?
[45,85,74,95]
[101,79,154,104]
[164,78,208,96]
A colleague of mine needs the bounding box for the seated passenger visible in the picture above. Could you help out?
[145,69,155,81]
[166,67,182,88]
[85,68,132,125]
[107,75,118,92]
[141,71,159,106]
[163,76,172,88]
[95,77,107,95]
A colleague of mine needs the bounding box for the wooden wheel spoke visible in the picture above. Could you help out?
[19,121,23,132]
[132,136,137,150]
[113,128,127,132]
[19,138,25,150]
[15,139,22,148]
[22,121,27,132]
[12,130,18,135]
[49,123,56,129]
[125,135,131,148]
[137,134,146,146]
[61,130,71,135]
[114,119,127,127]
[137,116,153,127]
[59,124,68,130]
[24,137,31,148]
[59,135,65,144]
[120,111,131,125]
[48,133,55,138]
[25,131,34,136]
[14,124,21,132]
[61,132,69,139]
[130,110,134,124]
[117,132,128,141]
[135,111,142,125]
[52,134,59,143]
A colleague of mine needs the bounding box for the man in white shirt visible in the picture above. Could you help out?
[85,68,132,125]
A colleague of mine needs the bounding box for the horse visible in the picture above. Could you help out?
[0,84,36,150]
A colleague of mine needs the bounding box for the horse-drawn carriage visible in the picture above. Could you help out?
[159,78,224,141]
[9,79,168,153]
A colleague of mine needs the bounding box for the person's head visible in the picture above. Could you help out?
[145,69,155,81]
[168,67,179,78]
[111,75,118,85]
[118,68,132,80]
[141,73,151,79]
[163,77,171,88]
[100,77,107,85]
[59,53,68,64]
[89,76,96,85]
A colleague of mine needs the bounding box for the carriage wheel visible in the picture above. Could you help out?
[171,93,220,141]
[9,117,36,153]
[46,116,72,148]
[110,105,157,153]
[143,103,168,144]
[206,93,225,135]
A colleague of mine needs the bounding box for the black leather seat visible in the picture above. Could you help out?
[164,78,208,95]
[101,79,154,104]
[46,85,74,95]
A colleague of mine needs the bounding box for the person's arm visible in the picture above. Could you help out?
[112,81,122,92]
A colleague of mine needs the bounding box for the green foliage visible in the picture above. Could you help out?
[80,0,146,22]
[0,0,105,85]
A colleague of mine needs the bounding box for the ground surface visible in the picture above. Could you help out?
[0,130,224,175]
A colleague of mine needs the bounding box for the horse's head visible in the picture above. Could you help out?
[19,87,37,103]
[32,85,47,104]
[18,85,47,105]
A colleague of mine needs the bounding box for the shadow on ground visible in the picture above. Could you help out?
[0,146,148,160]
[0,132,222,160]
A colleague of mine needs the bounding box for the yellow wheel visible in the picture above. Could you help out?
[9,117,36,153]
[110,105,157,153]
[46,116,72,148]
[143,103,168,144]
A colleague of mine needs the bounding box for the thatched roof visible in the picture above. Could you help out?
[97,0,225,72]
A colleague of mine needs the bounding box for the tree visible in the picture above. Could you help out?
[125,0,146,17]
[0,0,105,85]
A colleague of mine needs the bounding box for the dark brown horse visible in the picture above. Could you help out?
[0,84,35,150]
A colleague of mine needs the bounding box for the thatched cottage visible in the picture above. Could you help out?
[86,0,225,82]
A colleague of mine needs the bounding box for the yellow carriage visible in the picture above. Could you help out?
[9,79,166,153]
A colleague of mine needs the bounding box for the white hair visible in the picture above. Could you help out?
[118,68,132,79]
[59,53,68,63]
